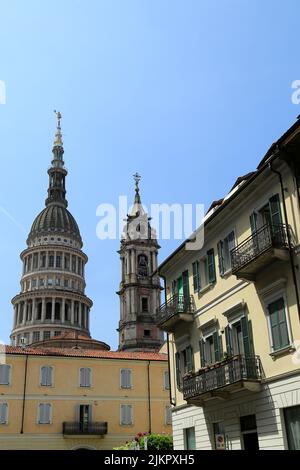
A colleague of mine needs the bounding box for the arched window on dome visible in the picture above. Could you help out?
[137,254,148,277]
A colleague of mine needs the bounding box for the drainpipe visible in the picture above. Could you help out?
[160,273,176,407]
[147,361,152,434]
[20,353,29,434]
[269,162,300,321]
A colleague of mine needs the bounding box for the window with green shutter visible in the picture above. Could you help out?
[192,261,200,292]
[207,249,216,283]
[175,352,181,388]
[268,297,290,351]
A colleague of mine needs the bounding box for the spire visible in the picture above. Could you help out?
[45,111,68,208]
[53,110,63,148]
[133,172,141,204]
[129,172,145,217]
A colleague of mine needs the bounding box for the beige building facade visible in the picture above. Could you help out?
[158,118,300,450]
[0,347,171,449]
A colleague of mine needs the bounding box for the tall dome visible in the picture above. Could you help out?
[10,112,109,351]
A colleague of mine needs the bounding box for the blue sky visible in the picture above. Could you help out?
[0,0,299,349]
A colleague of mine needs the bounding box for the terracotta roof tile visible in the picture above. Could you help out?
[4,345,168,361]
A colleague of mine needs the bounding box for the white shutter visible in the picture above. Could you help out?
[121,405,126,425]
[164,371,170,390]
[47,367,52,386]
[126,405,132,425]
[165,406,172,425]
[0,403,8,424]
[86,368,91,387]
[121,369,131,389]
[126,370,132,388]
[80,368,85,386]
[0,365,10,385]
[39,403,51,424]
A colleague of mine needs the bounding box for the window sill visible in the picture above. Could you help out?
[198,283,215,295]
[269,345,295,360]
[221,269,232,278]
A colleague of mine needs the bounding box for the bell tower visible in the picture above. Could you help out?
[117,174,164,351]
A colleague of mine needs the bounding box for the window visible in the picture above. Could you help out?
[32,279,37,288]
[143,329,151,338]
[80,367,92,387]
[49,254,54,268]
[120,404,133,425]
[267,297,290,351]
[141,297,149,313]
[138,254,148,277]
[206,249,216,283]
[72,255,76,272]
[64,278,69,288]
[284,405,300,450]
[41,253,46,268]
[165,406,172,425]
[217,231,235,275]
[47,278,53,287]
[56,255,61,268]
[38,403,52,424]
[0,403,8,424]
[199,332,222,367]
[39,278,45,287]
[54,331,61,337]
[43,331,51,341]
[175,346,194,389]
[33,253,38,269]
[45,303,52,320]
[225,317,254,357]
[192,261,200,292]
[240,414,259,450]
[213,422,226,450]
[164,370,170,390]
[56,278,61,286]
[40,366,53,387]
[0,365,11,385]
[184,427,196,450]
[64,255,70,270]
[120,369,132,389]
[33,331,40,343]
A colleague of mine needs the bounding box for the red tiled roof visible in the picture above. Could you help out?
[3,345,168,361]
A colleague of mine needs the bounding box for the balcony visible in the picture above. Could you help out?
[183,355,262,406]
[157,294,195,332]
[63,422,108,436]
[231,223,291,281]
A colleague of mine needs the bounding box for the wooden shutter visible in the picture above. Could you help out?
[39,403,50,423]
[41,367,47,386]
[207,249,216,283]
[213,332,221,362]
[192,262,199,292]
[164,370,170,390]
[186,346,194,372]
[0,403,7,424]
[217,241,225,276]
[121,405,126,425]
[175,352,181,387]
[241,316,251,357]
[269,194,282,226]
[250,212,258,234]
[225,326,233,355]
[199,339,206,367]
[182,270,190,299]
[0,365,10,385]
[268,298,289,350]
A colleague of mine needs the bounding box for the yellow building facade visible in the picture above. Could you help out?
[0,347,171,449]
[158,118,300,450]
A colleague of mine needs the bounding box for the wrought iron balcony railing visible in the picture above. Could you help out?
[231,223,291,275]
[183,355,262,401]
[157,294,195,327]
[62,421,108,435]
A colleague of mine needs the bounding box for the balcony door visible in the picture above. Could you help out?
[177,271,189,311]
[79,404,91,432]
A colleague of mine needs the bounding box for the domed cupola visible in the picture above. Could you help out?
[10,112,108,351]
